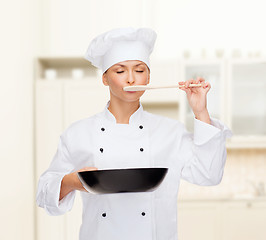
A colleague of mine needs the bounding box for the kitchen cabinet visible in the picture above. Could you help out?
[221,200,266,240]
[179,59,226,132]
[178,199,266,240]
[35,81,66,240]
[178,201,222,240]
[180,58,266,148]
[35,81,108,240]
[35,57,108,240]
[227,59,266,148]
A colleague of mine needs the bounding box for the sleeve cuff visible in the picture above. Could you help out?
[194,117,233,145]
[44,174,76,216]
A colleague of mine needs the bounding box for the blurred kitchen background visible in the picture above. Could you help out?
[1,0,266,239]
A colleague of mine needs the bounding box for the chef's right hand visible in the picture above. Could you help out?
[75,167,98,191]
[77,166,98,173]
[59,167,98,201]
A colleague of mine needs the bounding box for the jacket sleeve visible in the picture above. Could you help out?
[180,117,233,186]
[36,132,76,216]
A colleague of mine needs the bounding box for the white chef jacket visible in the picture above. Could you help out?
[36,101,232,240]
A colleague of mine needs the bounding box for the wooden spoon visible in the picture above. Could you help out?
[123,83,202,91]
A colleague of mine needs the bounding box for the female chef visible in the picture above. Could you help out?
[36,27,232,240]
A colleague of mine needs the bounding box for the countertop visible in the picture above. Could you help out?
[178,196,266,202]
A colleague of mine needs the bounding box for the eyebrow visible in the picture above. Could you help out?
[114,63,145,67]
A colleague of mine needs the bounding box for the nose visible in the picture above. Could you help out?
[127,71,135,85]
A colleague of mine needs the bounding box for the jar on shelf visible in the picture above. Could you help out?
[44,69,57,80]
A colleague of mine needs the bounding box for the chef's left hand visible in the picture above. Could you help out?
[179,77,211,124]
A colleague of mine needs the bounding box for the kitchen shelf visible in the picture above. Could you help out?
[34,56,266,149]
[35,56,100,81]
[36,77,102,83]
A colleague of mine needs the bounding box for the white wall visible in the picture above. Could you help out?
[0,0,38,239]
[39,0,154,56]
[153,0,266,59]
[38,0,266,59]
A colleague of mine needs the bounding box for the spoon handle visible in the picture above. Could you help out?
[124,83,202,91]
[150,83,202,89]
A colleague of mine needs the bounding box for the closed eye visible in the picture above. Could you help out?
[116,71,124,74]
[136,71,144,73]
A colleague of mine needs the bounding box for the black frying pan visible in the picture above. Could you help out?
[77,167,168,194]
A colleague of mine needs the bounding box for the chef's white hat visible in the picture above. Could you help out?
[84,27,157,73]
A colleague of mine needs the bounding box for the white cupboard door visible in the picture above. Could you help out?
[229,60,266,136]
[63,81,109,127]
[35,81,64,178]
[35,81,66,240]
[222,201,266,240]
[178,201,222,240]
[63,81,109,239]
[180,60,225,131]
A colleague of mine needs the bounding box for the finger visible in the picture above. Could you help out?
[178,81,185,87]
[179,86,187,92]
[197,77,205,83]
[181,86,192,97]
[192,78,198,85]
[188,78,201,90]
[195,77,201,84]
[185,79,194,88]
[203,82,211,90]
[179,86,191,96]
[195,78,206,88]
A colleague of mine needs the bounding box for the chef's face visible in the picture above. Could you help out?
[102,60,150,103]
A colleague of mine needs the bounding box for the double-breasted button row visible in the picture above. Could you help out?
[139,125,144,152]
[100,147,144,153]
[100,127,145,153]
[101,212,146,217]
[100,127,105,153]
[101,126,143,131]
